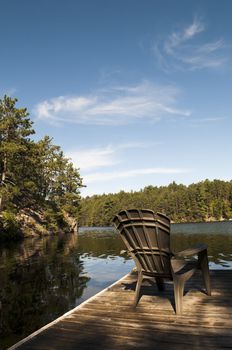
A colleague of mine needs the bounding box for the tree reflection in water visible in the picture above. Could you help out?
[0,234,89,349]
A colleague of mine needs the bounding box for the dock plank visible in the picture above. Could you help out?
[8,270,232,350]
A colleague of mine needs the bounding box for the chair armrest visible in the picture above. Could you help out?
[175,243,208,258]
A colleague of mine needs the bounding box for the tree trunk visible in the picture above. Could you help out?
[0,153,7,211]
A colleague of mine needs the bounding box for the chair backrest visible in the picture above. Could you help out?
[113,209,172,277]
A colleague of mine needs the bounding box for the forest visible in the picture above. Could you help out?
[79,180,232,226]
[0,96,83,241]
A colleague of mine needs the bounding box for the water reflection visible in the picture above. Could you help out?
[0,234,88,349]
[0,231,133,349]
[0,224,232,349]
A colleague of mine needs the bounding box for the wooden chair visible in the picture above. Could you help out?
[113,209,211,314]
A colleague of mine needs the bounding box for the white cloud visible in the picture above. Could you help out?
[66,142,152,171]
[34,81,190,125]
[192,117,226,123]
[189,116,226,127]
[66,143,191,196]
[164,17,205,54]
[84,167,190,183]
[154,17,228,71]
[66,146,118,171]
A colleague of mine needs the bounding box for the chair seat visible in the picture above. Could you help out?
[171,257,197,276]
[174,243,208,258]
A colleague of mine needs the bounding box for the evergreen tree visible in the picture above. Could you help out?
[79,179,232,226]
[0,96,34,211]
[0,96,84,240]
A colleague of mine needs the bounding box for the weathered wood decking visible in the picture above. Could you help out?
[9,270,232,350]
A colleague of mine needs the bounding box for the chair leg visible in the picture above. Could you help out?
[173,278,184,315]
[133,271,143,307]
[155,277,165,291]
[198,250,211,296]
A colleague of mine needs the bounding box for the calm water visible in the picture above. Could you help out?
[0,222,232,349]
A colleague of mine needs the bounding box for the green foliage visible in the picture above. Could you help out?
[0,95,35,210]
[0,211,22,241]
[0,96,84,240]
[79,180,232,226]
[33,137,82,214]
[43,206,68,232]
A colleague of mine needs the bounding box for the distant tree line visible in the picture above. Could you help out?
[79,180,232,226]
[0,96,83,240]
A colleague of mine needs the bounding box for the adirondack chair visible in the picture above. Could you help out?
[113,209,211,314]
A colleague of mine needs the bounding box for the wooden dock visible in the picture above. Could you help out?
[9,270,232,350]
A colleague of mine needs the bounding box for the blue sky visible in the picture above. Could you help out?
[1,0,232,196]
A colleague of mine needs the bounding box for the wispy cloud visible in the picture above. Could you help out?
[154,17,228,71]
[191,117,226,123]
[84,167,190,183]
[34,81,190,125]
[66,142,153,171]
[67,143,191,195]
[189,116,226,127]
[67,145,118,171]
[164,17,205,54]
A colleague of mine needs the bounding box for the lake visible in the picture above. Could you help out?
[0,221,232,349]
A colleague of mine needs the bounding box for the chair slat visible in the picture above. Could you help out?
[113,209,172,276]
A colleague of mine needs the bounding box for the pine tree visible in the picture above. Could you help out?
[0,96,34,211]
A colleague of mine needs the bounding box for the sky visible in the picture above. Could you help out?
[0,0,232,196]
